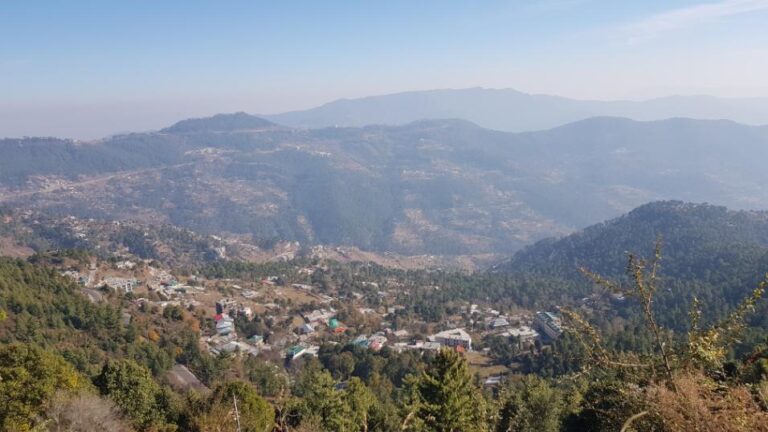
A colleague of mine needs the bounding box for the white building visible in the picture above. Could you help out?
[298,323,315,335]
[215,317,235,336]
[489,317,510,330]
[506,325,539,343]
[302,308,336,325]
[102,277,138,293]
[534,312,563,339]
[429,328,472,350]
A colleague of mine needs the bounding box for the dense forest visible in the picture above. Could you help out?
[501,201,768,335]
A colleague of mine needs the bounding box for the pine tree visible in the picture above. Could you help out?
[94,359,169,430]
[0,343,87,431]
[496,376,563,432]
[198,381,274,432]
[406,348,487,432]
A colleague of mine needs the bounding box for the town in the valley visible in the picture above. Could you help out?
[57,251,572,392]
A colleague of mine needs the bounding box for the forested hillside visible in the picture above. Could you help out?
[503,201,768,278]
[500,201,768,333]
[3,115,768,256]
[0,247,766,431]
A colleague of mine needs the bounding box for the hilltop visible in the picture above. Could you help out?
[499,201,768,278]
[496,201,768,332]
[161,112,277,133]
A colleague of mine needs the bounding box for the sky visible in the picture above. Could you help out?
[2,0,768,138]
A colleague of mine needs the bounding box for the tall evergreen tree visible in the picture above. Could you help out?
[94,359,171,430]
[406,348,487,432]
[496,376,563,432]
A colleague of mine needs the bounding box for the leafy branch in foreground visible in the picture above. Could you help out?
[575,238,766,377]
[565,238,768,430]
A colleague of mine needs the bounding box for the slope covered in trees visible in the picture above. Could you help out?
[0,246,766,430]
[3,116,768,255]
[500,201,768,333]
[503,201,768,280]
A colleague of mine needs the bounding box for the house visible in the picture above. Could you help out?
[506,325,539,343]
[534,311,563,339]
[286,345,308,360]
[102,277,138,293]
[215,298,237,314]
[484,376,503,387]
[215,316,235,336]
[329,318,346,333]
[298,323,315,335]
[61,270,80,281]
[393,329,410,339]
[368,334,388,351]
[237,306,253,320]
[212,341,259,357]
[116,260,136,270]
[429,328,472,350]
[420,342,442,351]
[489,317,510,330]
[303,308,336,325]
[352,335,369,347]
[242,290,258,299]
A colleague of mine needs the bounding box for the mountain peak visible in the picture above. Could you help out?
[160,112,277,133]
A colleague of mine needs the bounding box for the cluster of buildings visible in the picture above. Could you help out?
[102,276,139,293]
[58,252,569,388]
[470,304,565,346]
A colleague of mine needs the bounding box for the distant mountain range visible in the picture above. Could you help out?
[2,113,768,255]
[265,88,768,132]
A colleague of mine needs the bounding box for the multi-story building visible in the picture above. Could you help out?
[534,311,563,339]
[430,328,473,350]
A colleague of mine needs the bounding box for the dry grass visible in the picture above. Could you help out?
[465,351,510,378]
[645,373,768,432]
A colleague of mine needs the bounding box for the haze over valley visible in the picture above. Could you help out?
[3,110,768,261]
[4,2,768,431]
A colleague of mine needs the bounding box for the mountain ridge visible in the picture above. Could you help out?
[4,116,768,255]
[497,200,768,279]
[264,87,768,132]
[160,112,278,133]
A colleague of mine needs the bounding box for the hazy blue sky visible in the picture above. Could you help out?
[2,0,768,138]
